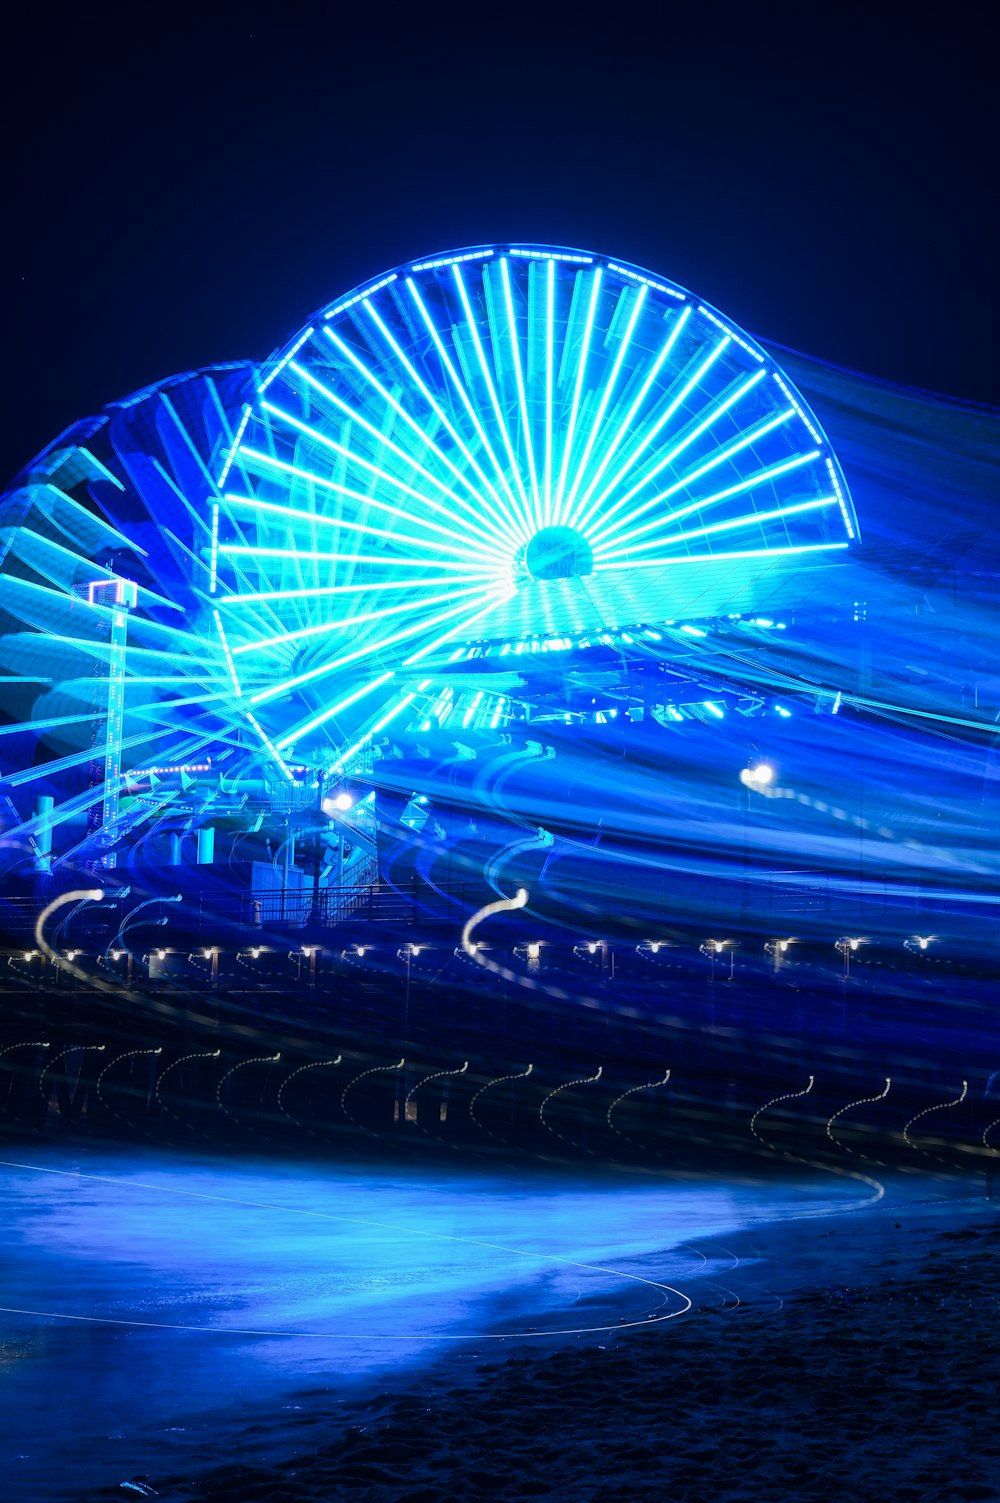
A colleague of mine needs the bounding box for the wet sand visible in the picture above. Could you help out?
[70,1188,1000,1503]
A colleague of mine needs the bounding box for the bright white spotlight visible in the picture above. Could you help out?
[740,762,775,788]
[323,791,355,814]
[527,942,540,959]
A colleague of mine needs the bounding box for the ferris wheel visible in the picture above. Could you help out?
[0,245,857,866]
[214,245,856,757]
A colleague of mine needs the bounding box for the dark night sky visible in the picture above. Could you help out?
[2,8,996,488]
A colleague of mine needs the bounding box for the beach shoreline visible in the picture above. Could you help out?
[64,1177,1000,1503]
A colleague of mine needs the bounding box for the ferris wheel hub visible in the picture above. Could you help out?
[522,526,595,581]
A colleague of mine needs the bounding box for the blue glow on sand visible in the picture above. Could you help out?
[0,1146,858,1495]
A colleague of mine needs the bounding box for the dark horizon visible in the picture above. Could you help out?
[3,11,997,487]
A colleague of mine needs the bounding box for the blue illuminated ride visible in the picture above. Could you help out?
[0,245,857,879]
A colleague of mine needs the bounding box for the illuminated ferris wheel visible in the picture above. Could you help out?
[0,244,857,865]
[214,245,857,760]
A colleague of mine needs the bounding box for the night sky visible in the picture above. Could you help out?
[3,10,996,489]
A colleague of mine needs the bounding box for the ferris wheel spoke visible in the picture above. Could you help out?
[572,333,732,534]
[401,588,515,667]
[329,689,419,775]
[543,258,555,525]
[246,587,508,707]
[210,503,290,628]
[565,306,693,533]
[219,545,499,573]
[260,399,514,558]
[497,257,542,520]
[273,671,397,750]
[287,361,486,523]
[221,572,498,612]
[222,492,511,571]
[593,497,839,564]
[324,327,505,527]
[451,266,535,539]
[361,298,520,546]
[589,447,820,556]
[592,539,850,572]
[4,723,198,788]
[236,447,513,567]
[582,369,769,543]
[586,402,797,549]
[562,283,648,521]
[229,583,496,655]
[405,276,530,544]
[553,266,603,526]
[214,402,254,491]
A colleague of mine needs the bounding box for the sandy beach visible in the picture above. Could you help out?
[66,1184,1000,1503]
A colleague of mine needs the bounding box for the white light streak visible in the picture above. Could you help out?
[593,540,849,571]
[451,265,534,534]
[223,491,508,570]
[274,672,395,749]
[404,278,529,541]
[499,258,542,515]
[237,446,511,567]
[261,398,514,555]
[212,610,242,698]
[594,498,838,563]
[590,442,817,554]
[332,692,416,772]
[363,298,515,533]
[582,368,768,544]
[216,404,252,489]
[554,266,603,523]
[563,284,648,518]
[248,588,505,704]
